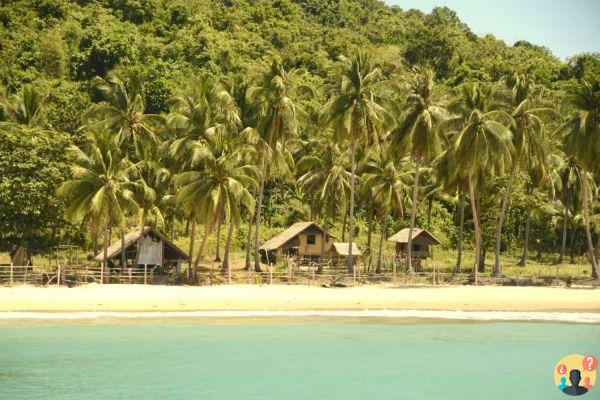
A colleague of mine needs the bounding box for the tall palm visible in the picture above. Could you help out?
[247,57,307,272]
[176,128,258,276]
[362,142,412,273]
[493,74,554,276]
[88,71,159,156]
[168,75,239,166]
[452,82,513,284]
[556,158,581,264]
[389,66,447,274]
[130,140,172,250]
[297,132,351,255]
[434,139,467,272]
[560,80,600,278]
[322,51,392,273]
[57,130,138,282]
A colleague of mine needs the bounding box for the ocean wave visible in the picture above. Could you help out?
[1,310,599,323]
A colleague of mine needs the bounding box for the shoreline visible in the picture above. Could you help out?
[2,309,600,323]
[1,284,599,317]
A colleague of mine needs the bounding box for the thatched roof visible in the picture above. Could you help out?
[94,226,187,261]
[387,228,441,245]
[331,242,362,256]
[259,221,335,251]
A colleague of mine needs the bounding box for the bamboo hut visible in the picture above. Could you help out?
[387,227,441,264]
[94,226,187,274]
[259,221,335,263]
[329,242,362,268]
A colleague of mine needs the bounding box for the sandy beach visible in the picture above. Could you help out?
[0,284,599,313]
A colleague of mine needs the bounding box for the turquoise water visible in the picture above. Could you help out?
[0,318,598,399]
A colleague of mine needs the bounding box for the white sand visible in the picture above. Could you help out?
[0,284,599,312]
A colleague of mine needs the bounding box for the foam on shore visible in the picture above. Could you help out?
[1,309,599,323]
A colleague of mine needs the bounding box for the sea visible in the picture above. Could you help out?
[1,312,599,399]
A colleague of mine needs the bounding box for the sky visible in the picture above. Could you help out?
[385,0,600,60]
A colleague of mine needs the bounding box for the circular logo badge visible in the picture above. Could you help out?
[554,354,597,396]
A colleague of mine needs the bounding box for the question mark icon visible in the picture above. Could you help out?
[582,355,598,371]
[557,363,567,374]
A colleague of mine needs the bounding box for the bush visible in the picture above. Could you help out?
[37,0,66,20]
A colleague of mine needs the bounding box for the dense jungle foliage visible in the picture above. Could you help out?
[0,0,599,278]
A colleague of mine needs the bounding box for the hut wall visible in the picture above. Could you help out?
[297,228,331,257]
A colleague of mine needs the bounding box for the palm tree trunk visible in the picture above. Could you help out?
[120,228,126,271]
[214,211,223,262]
[478,245,486,273]
[102,223,109,285]
[244,209,254,270]
[558,204,568,264]
[569,222,576,264]
[137,211,145,262]
[194,224,212,269]
[253,158,268,272]
[581,167,599,279]
[426,196,433,230]
[493,168,515,276]
[468,175,480,285]
[367,210,373,253]
[366,209,373,271]
[595,230,600,267]
[376,216,386,274]
[347,142,357,274]
[407,155,421,275]
[221,219,235,276]
[454,190,465,274]
[341,210,347,242]
[518,210,531,267]
[187,214,196,282]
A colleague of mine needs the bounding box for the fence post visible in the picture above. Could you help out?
[57,265,61,286]
[128,268,132,284]
[269,263,273,285]
[144,264,147,285]
[10,263,13,285]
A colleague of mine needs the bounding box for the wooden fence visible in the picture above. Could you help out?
[1,262,597,288]
[0,264,159,286]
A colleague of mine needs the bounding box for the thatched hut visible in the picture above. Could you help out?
[94,226,187,273]
[259,221,335,263]
[329,242,362,268]
[387,228,441,259]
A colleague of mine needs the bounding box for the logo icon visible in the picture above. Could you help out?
[554,354,597,396]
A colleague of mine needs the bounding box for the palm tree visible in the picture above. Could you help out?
[130,140,172,253]
[452,82,513,284]
[175,128,258,276]
[555,158,584,264]
[560,80,600,278]
[0,85,47,127]
[389,66,448,274]
[88,71,159,156]
[322,51,392,273]
[247,57,307,272]
[57,130,138,283]
[297,132,350,257]
[493,74,554,276]
[434,139,467,272]
[517,140,560,267]
[362,142,412,273]
[168,75,239,165]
